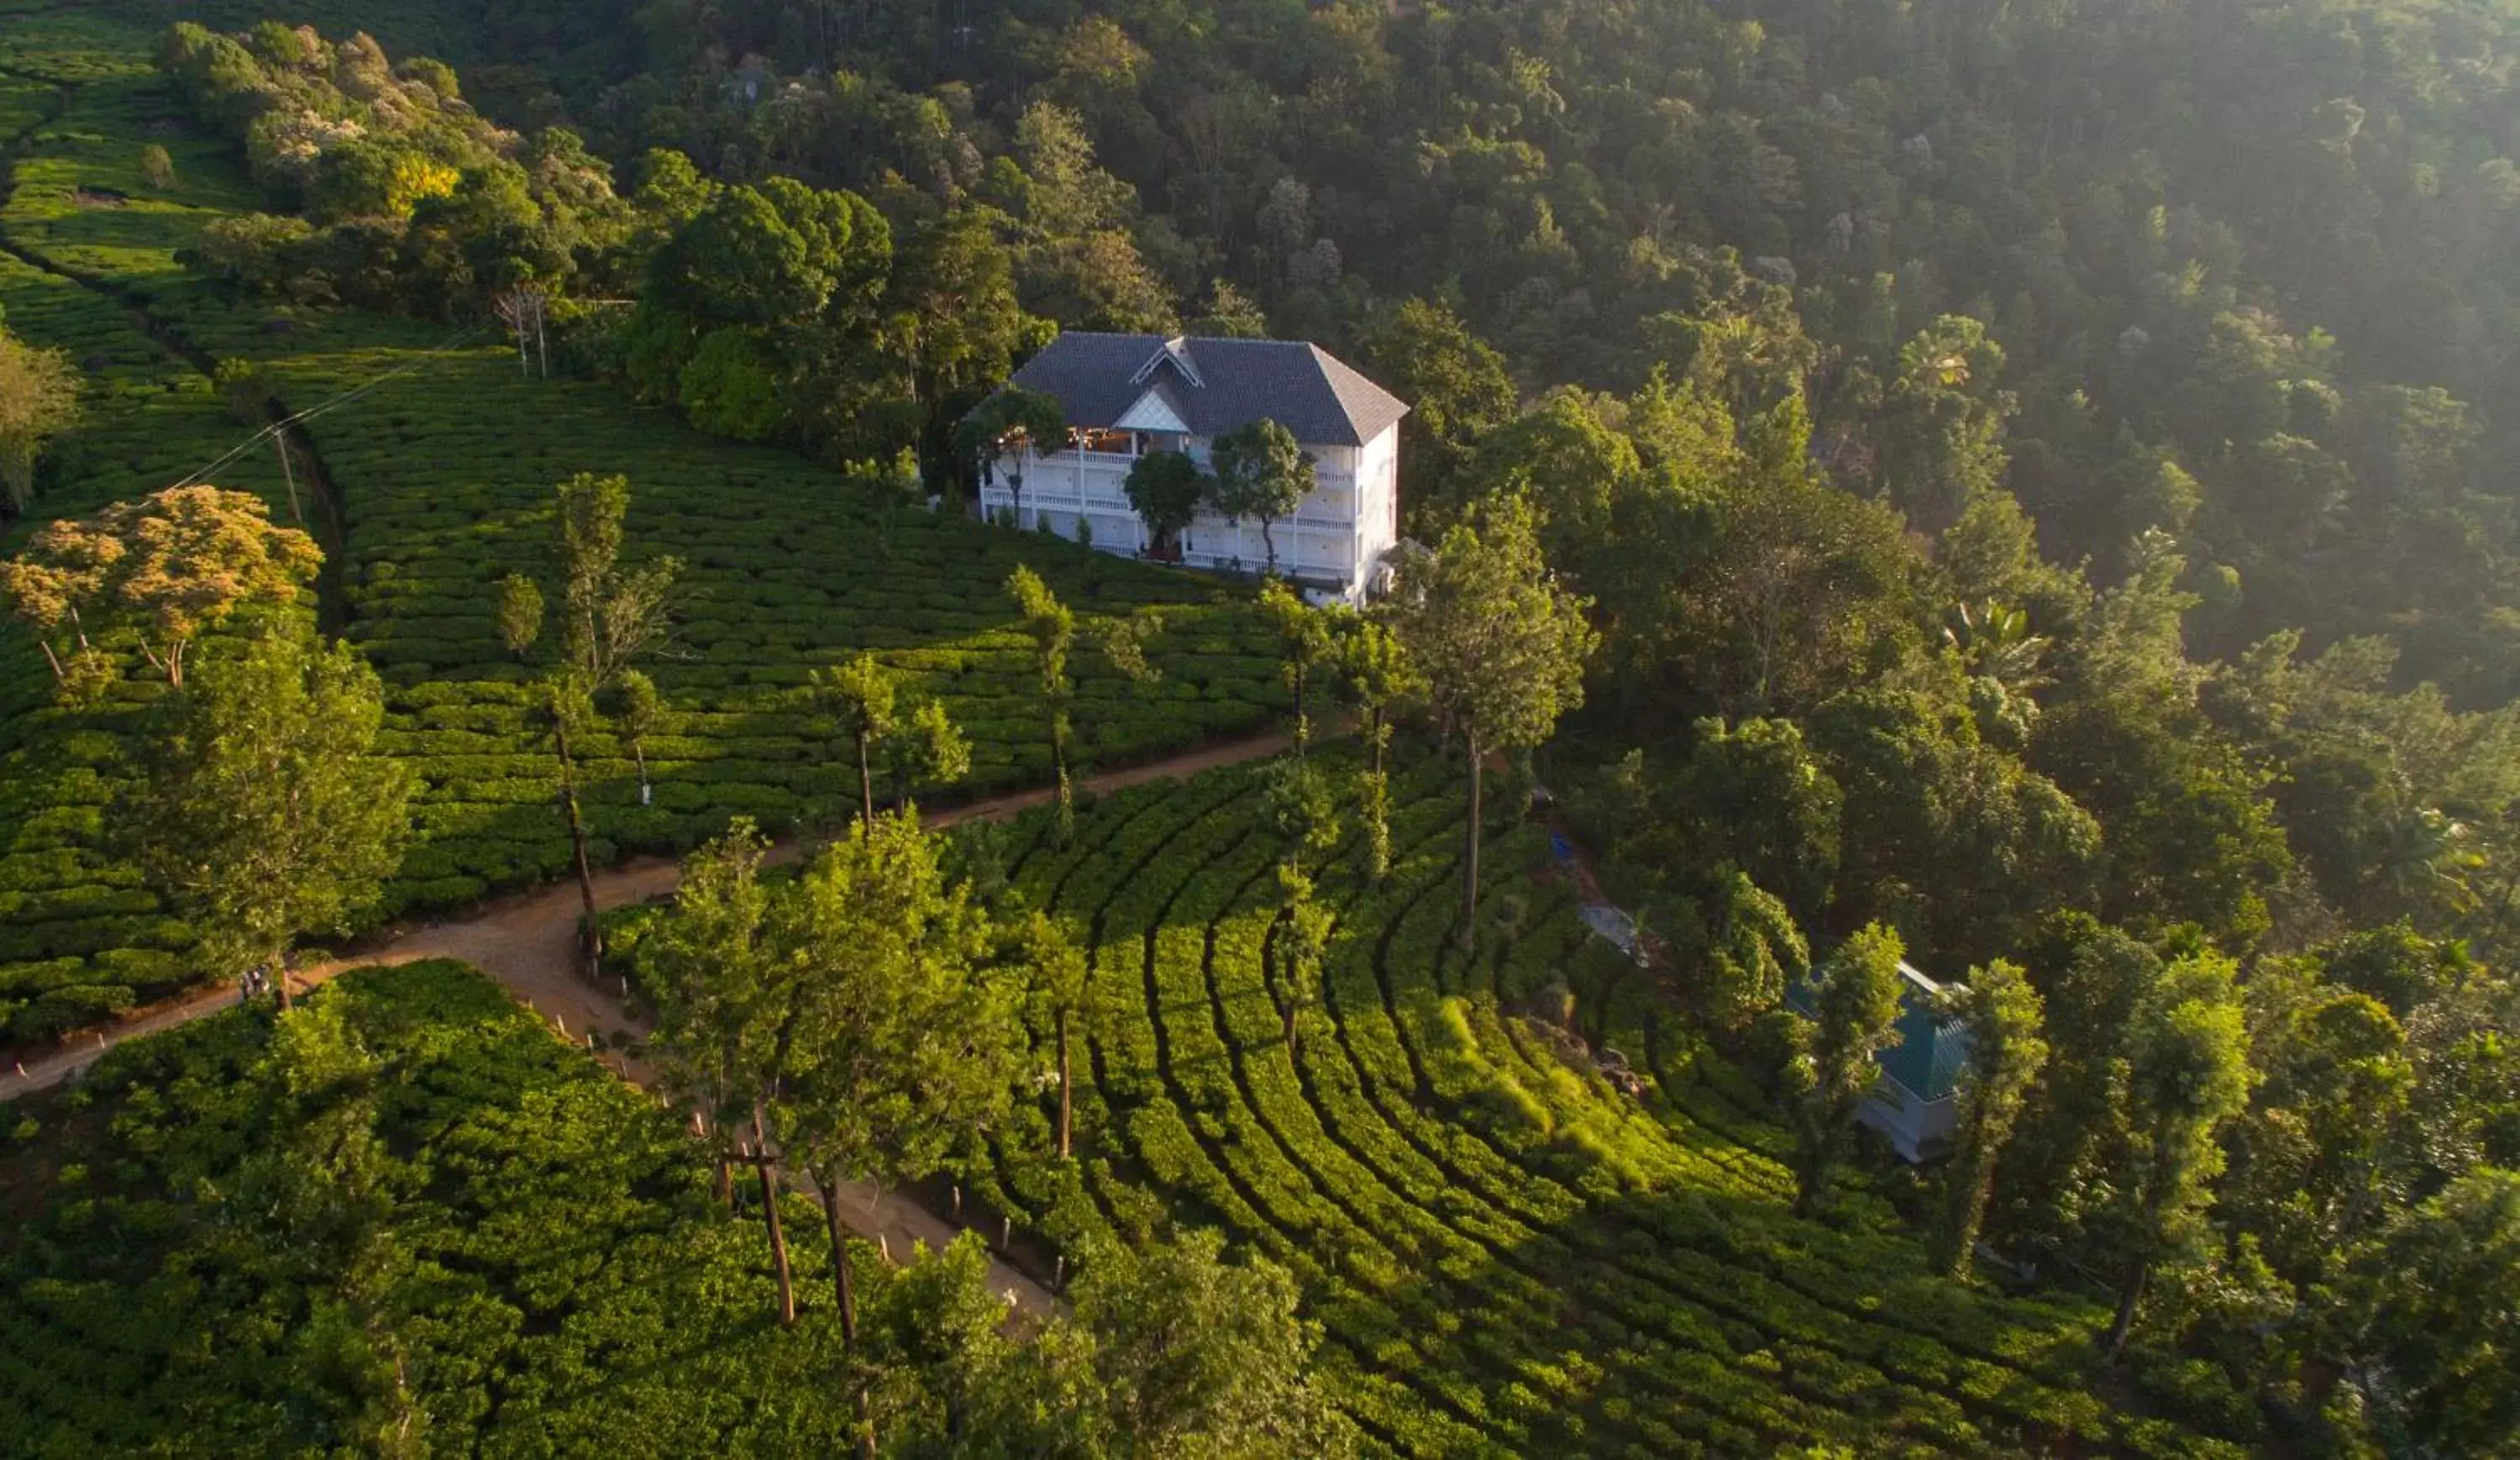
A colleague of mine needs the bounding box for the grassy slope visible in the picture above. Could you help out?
[0,4,1280,1042]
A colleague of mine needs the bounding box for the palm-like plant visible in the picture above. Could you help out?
[2360,802,2484,923]
[1943,598,2050,691]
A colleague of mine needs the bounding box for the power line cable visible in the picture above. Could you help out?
[166,319,498,492]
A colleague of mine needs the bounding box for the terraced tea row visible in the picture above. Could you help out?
[947,754,2242,1457]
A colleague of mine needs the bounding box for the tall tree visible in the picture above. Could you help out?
[1667,717,1843,926]
[777,811,1027,1455]
[1020,911,1090,1161]
[886,207,1044,475]
[1071,1227,1357,1457]
[1677,867,1808,1036]
[881,696,973,812]
[1362,297,1517,534]
[1258,578,1336,754]
[613,669,662,806]
[1333,613,1420,881]
[0,326,81,516]
[1704,428,1917,719]
[541,675,608,980]
[0,537,103,690]
[639,818,793,1310]
[811,652,899,832]
[2105,951,2255,1362]
[1262,754,1342,879]
[1933,960,2050,1277]
[493,571,543,661]
[1877,315,2016,535]
[1789,922,1909,1217]
[1208,419,1313,576]
[1121,449,1205,559]
[2344,1167,2520,1454]
[1,486,320,687]
[551,471,679,693]
[1992,917,2164,1253]
[1005,565,1078,843]
[1273,867,1334,1056]
[134,630,412,1011]
[1384,496,1596,948]
[533,471,678,970]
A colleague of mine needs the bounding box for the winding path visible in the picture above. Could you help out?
[0,729,1294,1316]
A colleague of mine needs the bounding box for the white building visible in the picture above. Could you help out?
[974,333,1410,602]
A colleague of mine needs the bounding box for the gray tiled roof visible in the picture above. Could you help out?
[999,333,1409,448]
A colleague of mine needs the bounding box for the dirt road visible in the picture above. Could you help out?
[1,728,1293,1315]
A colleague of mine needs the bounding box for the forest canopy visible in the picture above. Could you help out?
[0,0,2514,1451]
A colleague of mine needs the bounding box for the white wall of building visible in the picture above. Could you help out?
[977,423,1400,601]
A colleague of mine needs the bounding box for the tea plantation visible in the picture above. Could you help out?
[0,12,1280,1043]
[625,749,2249,1457]
[0,959,998,1452]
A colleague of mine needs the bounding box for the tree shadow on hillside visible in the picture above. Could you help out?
[1363,1169,2118,1457]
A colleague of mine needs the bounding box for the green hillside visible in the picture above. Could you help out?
[0,9,1278,1041]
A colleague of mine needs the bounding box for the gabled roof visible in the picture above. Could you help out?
[998,332,1409,448]
[1114,377,1193,433]
[1784,959,1975,1104]
[1876,964,1973,1104]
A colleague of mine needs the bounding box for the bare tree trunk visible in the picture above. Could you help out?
[275,947,293,1012]
[274,436,303,528]
[1057,1007,1074,1160]
[753,1108,795,1326]
[854,728,876,835]
[2104,1253,2148,1363]
[1460,734,1483,952]
[1292,661,1310,755]
[1365,709,1391,881]
[1052,712,1073,847]
[1791,1117,1830,1218]
[815,1172,879,1458]
[554,712,602,977]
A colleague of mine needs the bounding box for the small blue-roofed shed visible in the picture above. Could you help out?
[1785,959,1975,1163]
